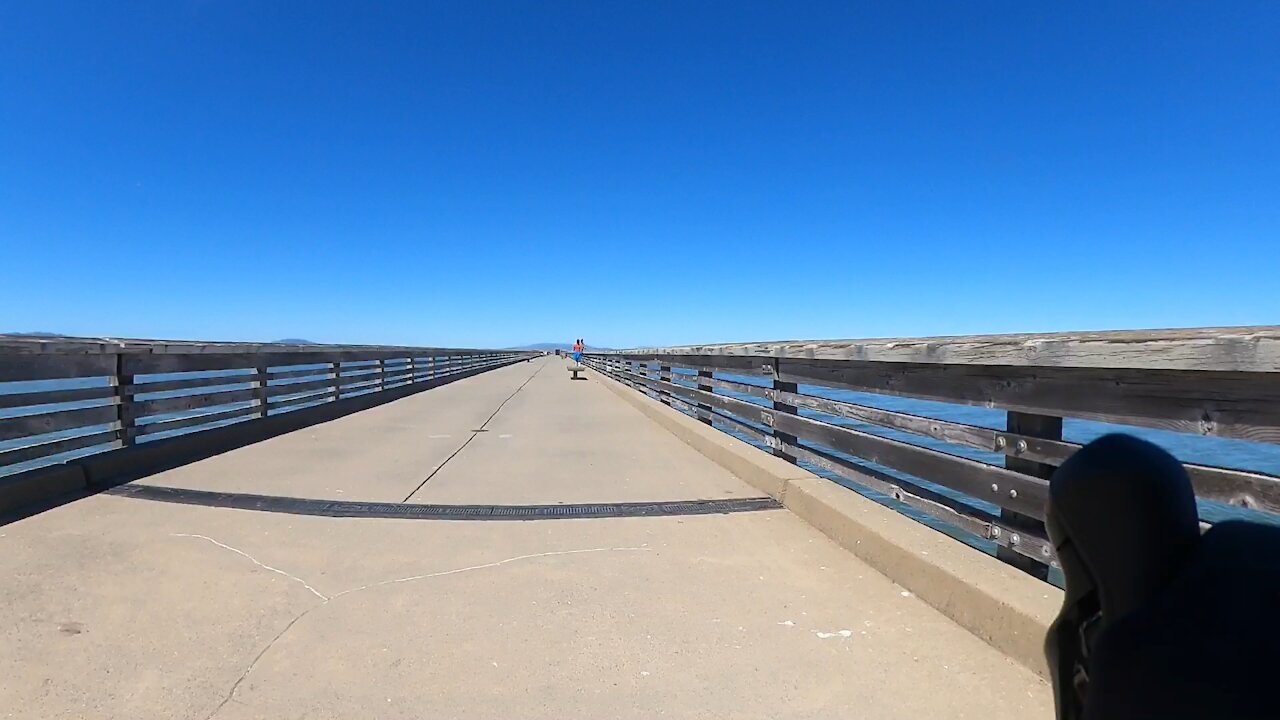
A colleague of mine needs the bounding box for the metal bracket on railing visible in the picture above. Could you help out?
[989,523,1058,567]
[760,363,777,378]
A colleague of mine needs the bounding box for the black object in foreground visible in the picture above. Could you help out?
[1046,434,1280,720]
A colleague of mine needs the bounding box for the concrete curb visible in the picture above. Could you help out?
[593,369,1061,678]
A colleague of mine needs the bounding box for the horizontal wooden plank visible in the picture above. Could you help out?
[769,386,1077,462]
[0,429,120,467]
[126,374,253,395]
[615,366,1051,517]
[0,405,119,441]
[775,358,1280,444]
[267,367,334,381]
[763,410,1044,520]
[0,335,506,356]
[265,377,337,397]
[772,410,1049,518]
[611,354,1280,445]
[784,440,995,535]
[601,363,1057,564]
[130,388,258,418]
[125,352,406,375]
[0,354,117,382]
[605,326,1280,372]
[661,362,1280,516]
[132,404,259,437]
[335,373,382,389]
[0,385,117,410]
[783,441,1055,565]
[269,389,337,411]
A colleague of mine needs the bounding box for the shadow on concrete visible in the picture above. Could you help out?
[103,483,783,520]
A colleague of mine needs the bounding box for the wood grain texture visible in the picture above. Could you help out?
[775,358,1280,444]
[602,326,1280,372]
[648,360,1280,515]
[613,365,1050,517]
[601,360,1060,564]
[609,354,1280,444]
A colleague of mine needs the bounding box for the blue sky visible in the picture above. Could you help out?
[2,2,1277,348]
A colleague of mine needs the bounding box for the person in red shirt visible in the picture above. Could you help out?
[572,339,584,364]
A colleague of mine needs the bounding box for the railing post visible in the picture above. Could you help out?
[768,362,798,463]
[697,369,714,425]
[112,353,136,448]
[378,358,387,392]
[407,356,415,384]
[659,363,672,406]
[331,361,342,401]
[253,360,269,418]
[1001,411,1059,580]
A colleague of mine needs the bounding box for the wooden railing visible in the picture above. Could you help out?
[584,327,1280,578]
[0,336,530,478]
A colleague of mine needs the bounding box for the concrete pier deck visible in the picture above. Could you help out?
[0,357,1051,719]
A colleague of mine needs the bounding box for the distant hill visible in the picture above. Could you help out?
[509,342,615,352]
[274,338,319,345]
[5,331,61,337]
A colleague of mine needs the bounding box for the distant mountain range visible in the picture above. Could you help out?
[508,342,615,352]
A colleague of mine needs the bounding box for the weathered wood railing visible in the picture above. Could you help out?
[0,336,530,480]
[585,327,1280,578]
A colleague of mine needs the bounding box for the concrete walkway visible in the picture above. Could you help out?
[0,357,1051,719]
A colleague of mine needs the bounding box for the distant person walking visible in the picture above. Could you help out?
[572,338,584,364]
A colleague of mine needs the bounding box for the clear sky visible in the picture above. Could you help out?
[2,2,1277,348]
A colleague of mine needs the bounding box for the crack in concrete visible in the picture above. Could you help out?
[197,543,650,719]
[173,534,328,600]
[399,360,547,502]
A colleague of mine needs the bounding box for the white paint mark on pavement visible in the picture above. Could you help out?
[172,533,328,600]
[814,629,853,639]
[777,620,795,627]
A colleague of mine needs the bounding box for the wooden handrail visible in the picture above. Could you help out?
[585,327,1280,580]
[0,337,532,475]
